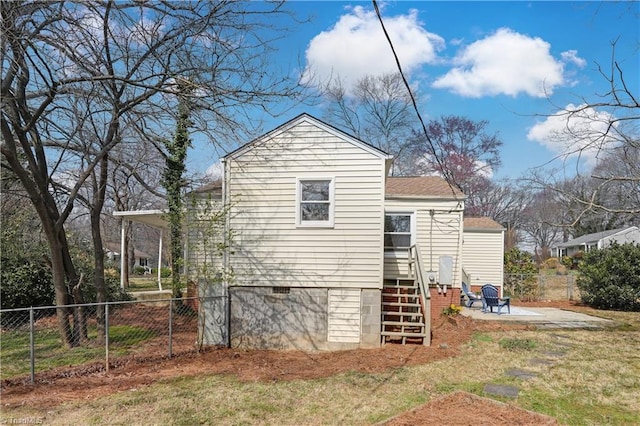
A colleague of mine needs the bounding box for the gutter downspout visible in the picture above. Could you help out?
[222,158,231,348]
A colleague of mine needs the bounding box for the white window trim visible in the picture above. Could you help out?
[295,177,335,228]
[384,211,416,256]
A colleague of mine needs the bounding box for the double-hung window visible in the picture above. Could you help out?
[384,213,414,252]
[296,178,334,227]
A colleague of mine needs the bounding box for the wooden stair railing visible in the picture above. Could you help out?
[381,244,431,346]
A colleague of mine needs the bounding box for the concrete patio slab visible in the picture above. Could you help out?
[461,306,615,329]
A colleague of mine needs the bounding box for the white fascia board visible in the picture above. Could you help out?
[224,113,392,161]
[112,209,169,229]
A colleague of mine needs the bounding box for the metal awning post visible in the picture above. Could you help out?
[157,230,163,291]
[120,220,126,290]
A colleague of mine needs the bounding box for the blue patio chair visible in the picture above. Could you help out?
[461,282,483,308]
[480,284,510,314]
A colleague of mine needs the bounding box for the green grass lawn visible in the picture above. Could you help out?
[0,324,155,379]
[2,309,639,425]
[127,276,171,291]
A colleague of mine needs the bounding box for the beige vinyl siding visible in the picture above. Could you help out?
[462,230,504,289]
[226,120,386,289]
[384,198,463,286]
[327,289,361,343]
[185,197,224,279]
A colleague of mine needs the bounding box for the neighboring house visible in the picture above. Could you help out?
[104,243,153,271]
[554,226,640,258]
[462,217,505,295]
[116,113,506,351]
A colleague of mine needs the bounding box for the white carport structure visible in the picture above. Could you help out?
[112,210,168,291]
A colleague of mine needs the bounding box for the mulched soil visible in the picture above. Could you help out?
[1,301,584,424]
[382,391,558,425]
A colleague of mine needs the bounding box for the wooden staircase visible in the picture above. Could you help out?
[381,277,428,345]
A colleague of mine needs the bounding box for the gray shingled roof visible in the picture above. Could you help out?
[555,227,631,248]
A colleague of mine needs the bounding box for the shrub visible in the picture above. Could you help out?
[133,266,147,275]
[541,257,561,269]
[577,243,640,311]
[569,251,584,269]
[70,245,131,303]
[0,260,55,310]
[504,248,539,300]
[160,267,172,278]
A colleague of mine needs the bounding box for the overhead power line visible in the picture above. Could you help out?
[371,0,462,199]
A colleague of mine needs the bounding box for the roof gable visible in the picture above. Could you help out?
[223,113,391,161]
[385,176,464,199]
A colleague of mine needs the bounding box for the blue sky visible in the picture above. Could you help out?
[192,1,639,181]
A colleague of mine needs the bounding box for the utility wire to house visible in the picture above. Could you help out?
[371,0,463,204]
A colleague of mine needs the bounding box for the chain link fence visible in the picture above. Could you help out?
[0,296,224,384]
[504,273,579,301]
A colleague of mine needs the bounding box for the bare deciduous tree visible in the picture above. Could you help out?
[518,188,565,262]
[320,73,417,175]
[472,181,527,249]
[524,44,639,237]
[411,116,504,214]
[1,1,303,346]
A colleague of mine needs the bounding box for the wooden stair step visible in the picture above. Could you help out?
[383,283,418,287]
[383,293,420,299]
[382,301,421,308]
[382,311,423,317]
[382,287,418,294]
[383,282,416,287]
[381,331,428,338]
[382,320,425,327]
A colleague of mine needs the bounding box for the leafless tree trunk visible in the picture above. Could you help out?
[2,1,305,345]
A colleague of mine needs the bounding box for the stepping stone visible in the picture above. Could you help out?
[484,383,520,398]
[541,351,566,358]
[550,333,572,340]
[529,358,555,366]
[505,369,538,380]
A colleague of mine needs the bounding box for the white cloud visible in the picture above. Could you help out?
[206,161,224,180]
[527,103,617,165]
[561,50,586,68]
[303,6,444,93]
[432,28,565,98]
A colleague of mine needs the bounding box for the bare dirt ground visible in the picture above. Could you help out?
[1,302,582,424]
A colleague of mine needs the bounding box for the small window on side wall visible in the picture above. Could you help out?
[384,213,413,251]
[296,178,334,227]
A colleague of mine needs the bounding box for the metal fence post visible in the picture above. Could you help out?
[168,300,173,359]
[105,303,110,373]
[29,307,35,384]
